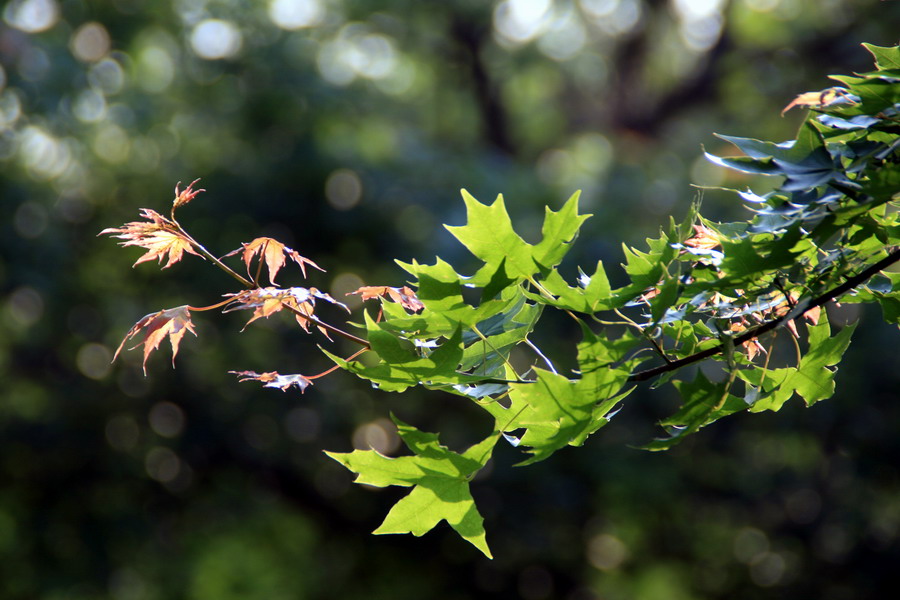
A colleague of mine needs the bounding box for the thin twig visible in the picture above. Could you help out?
[172,220,255,288]
[628,246,900,383]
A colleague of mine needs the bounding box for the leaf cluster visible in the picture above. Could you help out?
[103,45,900,557]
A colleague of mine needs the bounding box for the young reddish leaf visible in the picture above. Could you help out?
[223,286,348,335]
[683,223,721,251]
[172,178,204,209]
[349,285,425,313]
[226,237,323,284]
[781,87,855,114]
[229,370,312,392]
[114,305,197,375]
[100,209,202,269]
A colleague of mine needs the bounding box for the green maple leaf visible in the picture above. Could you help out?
[863,43,900,70]
[740,314,856,412]
[488,325,635,464]
[445,189,590,286]
[532,190,591,269]
[528,261,616,313]
[325,312,479,392]
[326,416,498,558]
[642,372,747,451]
[785,314,857,406]
[445,191,537,285]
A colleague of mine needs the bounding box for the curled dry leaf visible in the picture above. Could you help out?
[230,370,312,392]
[223,286,349,336]
[114,305,197,375]
[349,285,425,313]
[100,208,202,269]
[225,237,323,285]
[781,87,855,115]
[173,178,205,209]
[683,223,721,251]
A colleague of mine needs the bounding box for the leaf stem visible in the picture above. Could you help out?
[171,218,255,288]
[284,305,371,348]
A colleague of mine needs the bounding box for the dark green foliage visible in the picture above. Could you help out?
[323,45,900,555]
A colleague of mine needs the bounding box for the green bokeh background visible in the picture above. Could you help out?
[1,0,899,598]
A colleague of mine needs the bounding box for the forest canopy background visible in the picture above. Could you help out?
[1,1,899,599]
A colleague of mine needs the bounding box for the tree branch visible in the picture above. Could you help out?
[627,247,900,383]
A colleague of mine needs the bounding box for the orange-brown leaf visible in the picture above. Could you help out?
[100,208,201,269]
[230,370,311,392]
[173,178,204,209]
[228,237,324,285]
[349,285,425,313]
[223,286,347,335]
[114,305,197,375]
[781,87,854,115]
[683,223,721,251]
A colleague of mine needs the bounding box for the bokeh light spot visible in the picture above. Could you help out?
[494,0,554,44]
[73,88,107,122]
[330,272,365,309]
[734,527,769,563]
[93,124,131,164]
[88,58,126,95]
[19,126,72,179]
[76,343,113,380]
[13,201,48,238]
[325,168,362,210]
[5,286,44,328]
[749,551,787,587]
[190,19,242,60]
[3,0,59,33]
[538,10,587,61]
[269,0,324,30]
[136,45,176,92]
[0,90,23,130]
[70,22,111,62]
[148,402,186,438]
[352,418,400,454]
[586,533,629,570]
[145,446,181,483]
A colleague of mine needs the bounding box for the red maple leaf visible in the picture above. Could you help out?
[114,305,197,375]
[223,286,348,335]
[172,178,205,209]
[349,285,425,313]
[225,237,323,285]
[229,370,312,392]
[100,208,201,269]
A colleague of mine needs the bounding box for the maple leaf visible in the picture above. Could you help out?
[100,208,202,269]
[327,416,498,558]
[223,286,348,335]
[781,87,855,115]
[683,223,721,251]
[349,285,425,312]
[728,321,766,360]
[173,178,205,209]
[114,305,197,375]
[226,237,323,285]
[229,370,311,392]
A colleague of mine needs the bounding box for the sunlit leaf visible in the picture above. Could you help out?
[327,417,497,558]
[100,208,202,269]
[114,305,197,375]
[230,370,312,392]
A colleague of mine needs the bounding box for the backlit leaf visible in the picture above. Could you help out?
[114,305,197,375]
[326,417,497,558]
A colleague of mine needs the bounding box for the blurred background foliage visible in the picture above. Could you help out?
[1,0,899,598]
